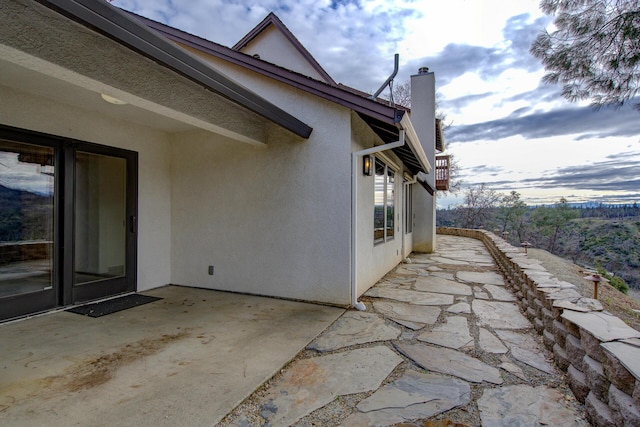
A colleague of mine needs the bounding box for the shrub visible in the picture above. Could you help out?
[597,267,629,294]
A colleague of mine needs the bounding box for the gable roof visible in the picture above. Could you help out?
[32,0,312,140]
[125,11,431,176]
[232,12,336,86]
[127,12,402,127]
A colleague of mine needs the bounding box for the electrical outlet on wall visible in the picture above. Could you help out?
[208,265,214,276]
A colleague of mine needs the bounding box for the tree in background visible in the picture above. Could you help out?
[392,80,412,108]
[531,0,640,110]
[531,197,580,253]
[459,184,502,229]
[496,191,529,242]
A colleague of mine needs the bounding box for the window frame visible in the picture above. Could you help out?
[373,157,396,244]
[405,182,413,234]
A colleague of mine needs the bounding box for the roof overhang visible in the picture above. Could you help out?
[128,13,411,126]
[436,119,445,152]
[356,110,432,177]
[1,0,312,145]
[116,8,433,174]
[397,113,432,174]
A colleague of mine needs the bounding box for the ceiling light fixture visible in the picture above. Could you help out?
[100,93,128,105]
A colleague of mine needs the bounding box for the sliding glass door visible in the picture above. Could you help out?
[0,138,57,319]
[72,146,137,303]
[0,127,137,321]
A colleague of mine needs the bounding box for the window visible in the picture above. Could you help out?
[386,167,394,238]
[405,183,413,234]
[373,158,396,243]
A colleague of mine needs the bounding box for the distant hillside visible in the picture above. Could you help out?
[560,217,640,290]
[0,184,52,242]
[437,205,640,291]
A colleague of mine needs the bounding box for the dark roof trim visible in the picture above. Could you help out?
[233,12,336,86]
[127,12,403,127]
[35,0,312,139]
[435,119,445,152]
[420,180,435,196]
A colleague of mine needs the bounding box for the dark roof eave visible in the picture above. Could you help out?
[35,0,312,139]
[128,12,401,127]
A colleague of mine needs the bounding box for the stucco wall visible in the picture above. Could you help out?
[168,69,353,305]
[351,115,405,296]
[237,26,326,82]
[0,84,173,292]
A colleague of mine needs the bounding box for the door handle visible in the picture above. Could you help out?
[129,216,137,233]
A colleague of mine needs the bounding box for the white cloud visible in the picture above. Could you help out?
[111,0,639,206]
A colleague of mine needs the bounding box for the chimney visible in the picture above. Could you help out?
[410,67,437,253]
[410,68,436,182]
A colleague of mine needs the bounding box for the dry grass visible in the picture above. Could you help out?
[527,248,640,331]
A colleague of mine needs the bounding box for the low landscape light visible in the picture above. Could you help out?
[583,273,608,299]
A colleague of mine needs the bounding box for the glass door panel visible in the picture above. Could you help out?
[74,152,127,286]
[0,140,55,297]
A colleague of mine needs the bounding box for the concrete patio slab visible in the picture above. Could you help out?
[0,286,344,427]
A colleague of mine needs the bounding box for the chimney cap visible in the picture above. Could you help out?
[418,67,430,74]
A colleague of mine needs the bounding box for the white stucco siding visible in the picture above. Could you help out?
[0,84,173,292]
[236,26,326,81]
[351,115,405,297]
[169,91,353,305]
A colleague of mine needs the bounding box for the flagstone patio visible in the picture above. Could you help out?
[1,235,594,426]
[223,235,590,426]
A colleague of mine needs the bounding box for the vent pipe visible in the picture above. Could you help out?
[370,54,399,100]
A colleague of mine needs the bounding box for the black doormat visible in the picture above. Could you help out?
[66,294,162,318]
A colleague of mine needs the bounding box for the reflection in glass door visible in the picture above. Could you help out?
[0,126,138,321]
[74,152,127,285]
[0,139,57,319]
[71,145,136,304]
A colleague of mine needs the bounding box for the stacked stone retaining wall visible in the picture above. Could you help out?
[438,227,640,426]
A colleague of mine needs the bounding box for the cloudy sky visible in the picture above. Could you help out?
[112,0,639,207]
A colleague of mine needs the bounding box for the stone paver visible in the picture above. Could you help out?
[562,310,640,342]
[365,287,454,306]
[457,270,505,285]
[414,276,473,295]
[231,346,402,426]
[395,342,503,384]
[478,385,586,426]
[496,330,557,374]
[479,328,508,354]
[307,311,400,351]
[484,284,517,301]
[342,371,471,426]
[499,360,527,380]
[447,302,471,314]
[372,300,440,326]
[473,299,531,329]
[416,315,473,350]
[220,235,588,427]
